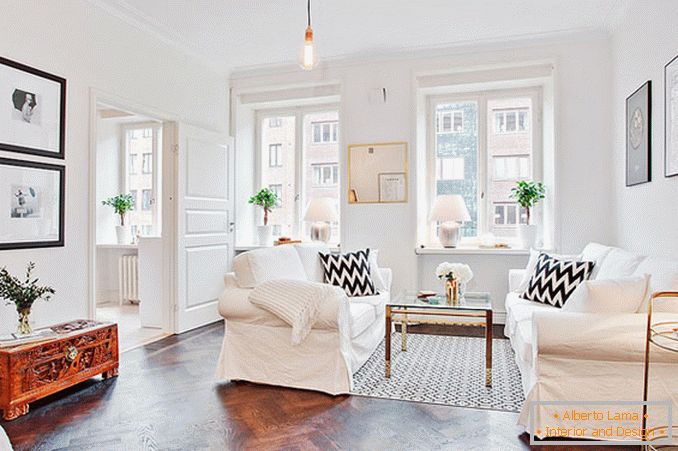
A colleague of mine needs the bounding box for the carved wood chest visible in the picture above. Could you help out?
[0,320,119,420]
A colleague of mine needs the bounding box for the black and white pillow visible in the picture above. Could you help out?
[319,249,377,297]
[522,253,594,308]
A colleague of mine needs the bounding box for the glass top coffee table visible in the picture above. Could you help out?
[385,291,493,386]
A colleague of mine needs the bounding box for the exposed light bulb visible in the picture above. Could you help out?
[301,26,315,70]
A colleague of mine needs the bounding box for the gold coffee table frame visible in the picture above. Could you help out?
[642,291,678,450]
[385,292,493,387]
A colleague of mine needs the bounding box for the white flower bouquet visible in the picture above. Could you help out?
[435,262,473,284]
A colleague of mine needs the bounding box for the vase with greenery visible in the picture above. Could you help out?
[102,193,135,244]
[510,180,546,248]
[0,262,55,335]
[248,188,279,245]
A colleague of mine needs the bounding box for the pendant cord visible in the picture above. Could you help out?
[307,0,311,27]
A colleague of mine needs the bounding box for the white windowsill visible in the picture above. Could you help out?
[415,246,530,256]
[96,244,138,250]
[236,243,341,252]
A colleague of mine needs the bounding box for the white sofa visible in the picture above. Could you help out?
[506,243,678,439]
[216,243,391,395]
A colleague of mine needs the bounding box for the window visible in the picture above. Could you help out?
[269,117,282,128]
[268,184,283,206]
[311,121,338,144]
[141,189,152,211]
[493,155,530,180]
[494,108,529,134]
[427,90,540,242]
[268,144,282,167]
[436,110,463,133]
[312,163,339,186]
[257,109,340,242]
[123,124,161,237]
[436,157,465,181]
[142,153,152,174]
[493,203,528,226]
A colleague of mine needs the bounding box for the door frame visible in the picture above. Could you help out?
[87,88,179,334]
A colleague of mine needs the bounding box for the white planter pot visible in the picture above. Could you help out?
[257,225,272,246]
[518,224,538,249]
[115,225,132,245]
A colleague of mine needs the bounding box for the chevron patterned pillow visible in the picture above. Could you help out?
[522,253,594,308]
[319,249,377,297]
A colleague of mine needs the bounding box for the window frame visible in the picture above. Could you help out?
[268,143,283,167]
[425,87,542,245]
[254,104,340,241]
[436,110,464,134]
[311,120,339,144]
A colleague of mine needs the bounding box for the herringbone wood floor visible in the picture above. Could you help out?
[1,322,635,450]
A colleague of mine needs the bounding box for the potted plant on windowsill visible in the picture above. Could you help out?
[248,188,279,246]
[102,193,135,245]
[0,262,55,335]
[510,180,546,249]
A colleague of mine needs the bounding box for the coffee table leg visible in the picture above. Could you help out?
[485,309,493,387]
[401,313,408,352]
[385,305,392,378]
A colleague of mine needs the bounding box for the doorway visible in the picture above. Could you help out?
[91,98,174,352]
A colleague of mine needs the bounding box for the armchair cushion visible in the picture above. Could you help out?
[233,245,308,288]
[293,243,329,283]
[595,248,645,280]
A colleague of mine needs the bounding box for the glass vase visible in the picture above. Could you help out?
[445,278,459,305]
[17,308,32,335]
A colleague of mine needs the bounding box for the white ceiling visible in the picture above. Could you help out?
[91,0,629,73]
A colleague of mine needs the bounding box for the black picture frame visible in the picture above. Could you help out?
[625,81,652,187]
[0,158,65,251]
[665,54,678,178]
[0,56,66,159]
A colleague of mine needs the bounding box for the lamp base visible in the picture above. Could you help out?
[438,222,461,248]
[310,222,331,243]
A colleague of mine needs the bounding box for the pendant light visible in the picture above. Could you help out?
[300,0,316,70]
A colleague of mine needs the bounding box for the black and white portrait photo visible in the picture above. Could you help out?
[10,185,40,218]
[0,56,65,158]
[11,89,39,125]
[626,81,651,186]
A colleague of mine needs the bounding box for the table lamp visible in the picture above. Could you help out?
[303,197,339,243]
[428,194,471,248]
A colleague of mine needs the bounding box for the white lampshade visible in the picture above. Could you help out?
[303,197,339,222]
[429,195,471,222]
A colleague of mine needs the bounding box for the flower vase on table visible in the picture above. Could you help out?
[436,261,473,306]
[445,278,459,305]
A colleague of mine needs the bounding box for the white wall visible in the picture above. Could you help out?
[232,34,614,318]
[611,0,678,258]
[95,115,122,244]
[0,0,228,335]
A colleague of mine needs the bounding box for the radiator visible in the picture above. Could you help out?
[118,254,140,304]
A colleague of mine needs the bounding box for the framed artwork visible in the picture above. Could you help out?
[0,158,65,250]
[665,54,678,177]
[348,141,408,203]
[378,172,407,202]
[626,81,651,186]
[0,56,66,159]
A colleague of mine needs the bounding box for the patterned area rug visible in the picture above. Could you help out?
[351,333,525,413]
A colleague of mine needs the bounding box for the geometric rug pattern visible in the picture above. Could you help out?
[352,333,525,412]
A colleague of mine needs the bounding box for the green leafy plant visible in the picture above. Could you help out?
[102,193,135,226]
[510,180,546,225]
[0,262,55,334]
[248,188,279,226]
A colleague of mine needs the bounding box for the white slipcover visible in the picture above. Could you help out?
[0,426,11,451]
[216,244,390,394]
[506,242,678,440]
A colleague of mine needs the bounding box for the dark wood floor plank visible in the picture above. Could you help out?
[1,322,635,450]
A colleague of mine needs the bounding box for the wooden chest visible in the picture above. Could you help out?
[0,320,119,420]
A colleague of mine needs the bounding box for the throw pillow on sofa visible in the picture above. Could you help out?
[514,248,581,293]
[522,253,594,308]
[319,249,377,297]
[562,274,650,313]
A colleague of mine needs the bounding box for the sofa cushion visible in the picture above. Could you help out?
[505,292,555,339]
[581,242,614,279]
[248,245,308,284]
[522,253,594,308]
[562,275,649,313]
[319,249,377,297]
[293,243,329,283]
[634,257,678,312]
[368,249,388,292]
[349,302,376,338]
[595,248,645,280]
[351,291,389,317]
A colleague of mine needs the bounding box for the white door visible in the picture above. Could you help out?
[167,123,234,333]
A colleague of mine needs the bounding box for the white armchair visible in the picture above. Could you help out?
[215,244,391,395]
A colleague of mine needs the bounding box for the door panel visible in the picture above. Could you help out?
[174,123,234,333]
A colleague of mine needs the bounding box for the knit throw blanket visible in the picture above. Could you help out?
[249,279,340,345]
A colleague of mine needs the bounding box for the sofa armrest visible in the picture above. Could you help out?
[224,272,238,289]
[508,269,526,292]
[379,268,393,291]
